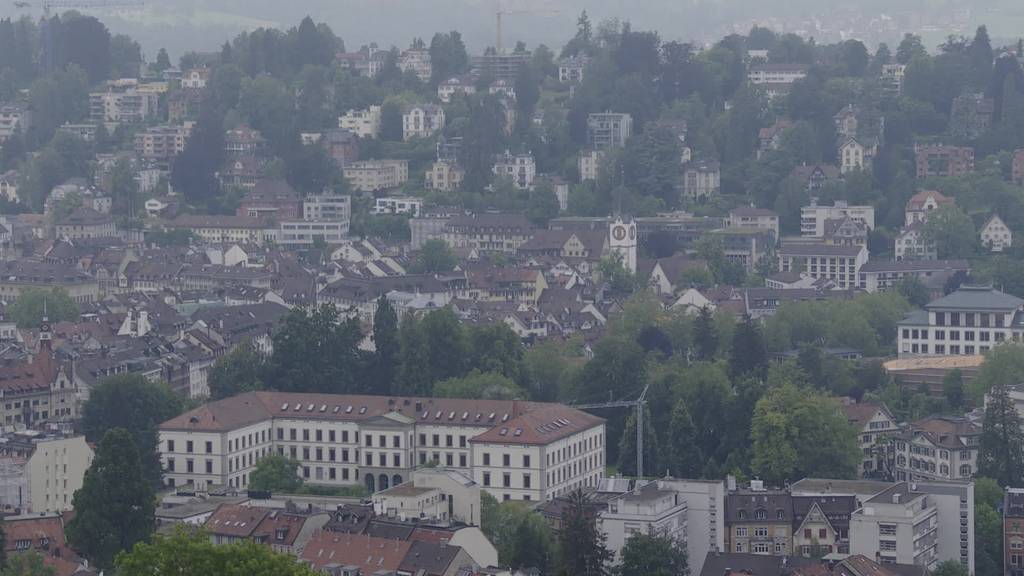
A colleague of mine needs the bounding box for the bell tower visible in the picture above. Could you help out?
[608,216,638,274]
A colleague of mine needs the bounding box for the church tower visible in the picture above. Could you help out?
[608,216,638,274]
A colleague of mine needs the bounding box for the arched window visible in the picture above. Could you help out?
[379,474,390,490]
[392,474,403,487]
[776,509,785,520]
[365,474,375,492]
[755,509,766,520]
[959,464,972,477]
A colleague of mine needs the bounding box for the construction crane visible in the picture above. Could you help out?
[573,385,650,478]
[496,3,559,54]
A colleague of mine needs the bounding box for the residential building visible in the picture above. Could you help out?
[981,214,1012,252]
[1013,149,1024,185]
[949,93,993,139]
[274,220,348,246]
[905,190,955,227]
[335,45,386,78]
[403,104,445,141]
[320,128,359,167]
[437,76,477,103]
[344,159,410,192]
[748,63,808,85]
[0,104,28,142]
[823,216,868,247]
[373,468,480,524]
[338,105,382,138]
[203,503,329,555]
[180,67,210,89]
[858,260,970,293]
[236,180,302,222]
[218,156,264,190]
[896,285,1024,358]
[134,124,191,167]
[848,483,938,568]
[470,52,531,81]
[661,479,726,575]
[0,434,93,513]
[778,241,868,290]
[792,494,858,556]
[2,514,97,575]
[1006,488,1024,576]
[444,213,535,255]
[895,225,936,261]
[166,214,267,245]
[0,321,77,427]
[410,209,457,250]
[881,63,907,95]
[0,260,99,303]
[842,402,900,477]
[55,207,116,240]
[801,201,875,237]
[558,55,590,83]
[726,207,779,241]
[579,149,605,181]
[373,196,422,216]
[725,483,793,555]
[683,161,721,200]
[915,145,974,179]
[711,228,775,274]
[0,170,17,202]
[602,480,688,561]
[838,136,877,174]
[159,391,605,502]
[224,125,268,159]
[834,104,860,139]
[303,194,351,224]
[790,164,841,193]
[57,123,98,142]
[89,86,158,126]
[758,119,792,159]
[398,48,432,82]
[425,160,465,191]
[587,112,633,149]
[492,150,536,190]
[488,78,516,100]
[894,416,980,482]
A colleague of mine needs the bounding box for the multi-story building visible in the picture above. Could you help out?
[344,160,409,192]
[425,160,464,191]
[915,145,974,179]
[0,170,17,202]
[444,213,535,255]
[881,63,906,95]
[858,259,970,294]
[274,220,347,246]
[55,207,117,240]
[57,123,98,142]
[980,214,1012,252]
[896,285,1023,357]
[373,468,481,524]
[758,120,792,159]
[224,125,268,159]
[0,261,99,304]
[725,483,793,555]
[579,149,605,181]
[601,480,688,561]
[470,52,531,81]
[0,104,28,142]
[905,190,955,226]
[492,150,536,190]
[373,196,422,216]
[319,129,359,167]
[89,87,158,126]
[158,391,605,503]
[848,483,939,568]
[894,416,980,482]
[801,201,875,237]
[303,194,351,224]
[1006,488,1024,576]
[437,76,477,103]
[180,67,210,89]
[660,479,726,576]
[403,104,445,141]
[0,323,77,428]
[558,55,589,83]
[338,105,381,138]
[587,112,633,149]
[748,63,808,86]
[683,161,721,200]
[166,214,268,245]
[710,228,775,273]
[777,241,868,290]
[823,216,868,247]
[842,402,900,477]
[236,180,302,222]
[134,124,191,167]
[398,48,432,82]
[790,163,841,193]
[895,225,936,261]
[0,434,93,514]
[838,136,877,174]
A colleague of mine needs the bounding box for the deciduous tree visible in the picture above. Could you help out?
[7,287,78,328]
[978,385,1024,487]
[207,339,265,400]
[619,530,689,576]
[249,455,303,493]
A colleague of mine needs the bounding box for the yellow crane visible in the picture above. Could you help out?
[496,3,559,54]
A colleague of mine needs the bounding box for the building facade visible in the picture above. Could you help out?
[801,201,875,237]
[896,285,1024,357]
[587,112,633,149]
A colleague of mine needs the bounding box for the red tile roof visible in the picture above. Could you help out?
[300,530,411,573]
[204,503,269,538]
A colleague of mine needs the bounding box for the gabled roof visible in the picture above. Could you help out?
[841,402,893,429]
[925,285,1024,311]
[204,504,269,538]
[906,190,954,212]
[300,530,411,573]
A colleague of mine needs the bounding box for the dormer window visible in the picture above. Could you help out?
[738,510,747,520]
[755,509,766,520]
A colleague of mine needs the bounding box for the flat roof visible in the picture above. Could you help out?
[883,355,985,372]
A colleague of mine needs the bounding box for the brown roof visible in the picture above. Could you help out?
[906,190,955,211]
[3,516,67,552]
[841,402,891,429]
[204,504,269,538]
[301,530,411,573]
[469,403,604,446]
[254,510,311,547]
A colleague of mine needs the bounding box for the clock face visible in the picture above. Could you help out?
[612,225,627,241]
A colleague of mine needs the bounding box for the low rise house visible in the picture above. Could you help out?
[2,514,96,575]
[980,214,1012,252]
[682,161,721,200]
[404,104,446,141]
[558,55,589,83]
[1006,489,1024,575]
[492,151,536,190]
[790,164,841,193]
[758,119,792,159]
[838,136,877,174]
[344,160,410,192]
[437,76,477,103]
[801,201,874,237]
[858,259,969,294]
[894,224,935,261]
[905,190,955,226]
[399,48,432,82]
[373,468,481,524]
[165,215,268,245]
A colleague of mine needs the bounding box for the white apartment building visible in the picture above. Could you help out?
[339,105,382,139]
[894,417,980,482]
[398,49,432,82]
[134,124,191,165]
[343,159,409,192]
[896,285,1024,357]
[373,196,423,216]
[0,434,94,514]
[274,220,348,246]
[425,160,464,192]
[159,392,605,503]
[601,480,688,562]
[839,137,875,174]
[849,483,939,568]
[437,77,477,103]
[492,151,536,190]
[303,194,351,224]
[895,226,936,261]
[587,112,633,149]
[89,88,159,126]
[801,201,875,237]
[660,479,726,576]
[372,468,480,524]
[579,150,605,181]
[748,64,808,85]
[403,105,445,141]
[778,241,868,289]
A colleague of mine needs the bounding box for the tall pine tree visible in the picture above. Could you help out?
[559,489,612,576]
[372,295,400,394]
[730,314,767,380]
[979,385,1024,487]
[693,306,718,361]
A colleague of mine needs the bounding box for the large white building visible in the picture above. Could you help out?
[89,88,159,126]
[403,105,445,141]
[587,112,633,149]
[343,160,409,192]
[492,151,536,190]
[778,241,868,290]
[159,392,605,503]
[0,434,94,514]
[274,220,348,246]
[849,483,938,568]
[601,480,688,562]
[801,201,875,237]
[897,285,1024,357]
[338,106,382,139]
[579,150,605,181]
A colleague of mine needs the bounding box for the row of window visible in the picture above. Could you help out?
[902,328,1004,342]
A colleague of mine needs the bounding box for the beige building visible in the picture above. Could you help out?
[849,483,938,568]
[373,468,481,524]
[338,105,381,139]
[579,150,605,181]
[425,160,465,191]
[0,434,93,514]
[403,105,445,141]
[165,214,269,245]
[344,159,409,192]
[842,402,900,477]
[159,392,605,503]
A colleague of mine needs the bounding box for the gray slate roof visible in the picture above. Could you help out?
[926,285,1024,311]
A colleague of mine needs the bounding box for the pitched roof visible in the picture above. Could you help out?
[399,540,463,575]
[469,403,604,445]
[841,402,892,429]
[906,190,954,211]
[204,503,269,538]
[300,530,411,573]
[859,259,969,273]
[925,285,1024,311]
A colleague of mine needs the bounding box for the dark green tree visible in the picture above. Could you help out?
[667,398,702,477]
[264,304,364,394]
[60,15,111,84]
[619,530,689,576]
[414,239,456,273]
[396,315,432,396]
[932,560,969,576]
[109,34,142,78]
[433,370,525,400]
[372,296,400,394]
[526,181,561,226]
[3,552,56,576]
[207,339,266,400]
[943,369,966,412]
[379,101,403,141]
[979,385,1024,487]
[81,374,183,487]
[509,515,554,573]
[898,276,930,308]
[67,428,155,570]
[558,489,612,576]
[154,47,172,72]
[922,205,977,259]
[693,306,718,361]
[421,308,468,383]
[7,287,78,328]
[429,31,469,85]
[458,95,506,192]
[171,102,224,204]
[730,314,768,380]
[249,454,303,493]
[618,407,658,477]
